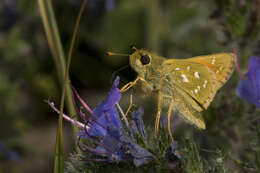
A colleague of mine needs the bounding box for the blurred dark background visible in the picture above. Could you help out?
[1,0,260,172]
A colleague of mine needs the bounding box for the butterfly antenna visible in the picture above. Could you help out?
[110,65,129,84]
[106,51,129,56]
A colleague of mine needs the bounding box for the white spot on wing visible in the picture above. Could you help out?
[194,72,200,78]
[197,86,200,90]
[187,66,190,70]
[195,89,198,94]
[175,67,180,71]
[211,56,216,64]
[181,74,189,82]
[203,80,208,88]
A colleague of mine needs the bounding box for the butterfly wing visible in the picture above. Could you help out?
[173,84,206,129]
[158,53,234,129]
[161,59,218,110]
[159,82,206,129]
[187,53,234,89]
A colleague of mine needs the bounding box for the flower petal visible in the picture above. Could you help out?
[104,76,121,110]
[164,141,182,162]
[128,142,154,167]
[87,77,122,137]
[131,107,146,139]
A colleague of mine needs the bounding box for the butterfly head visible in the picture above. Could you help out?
[106,47,161,79]
[129,49,152,77]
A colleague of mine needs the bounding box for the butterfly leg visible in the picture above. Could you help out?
[154,89,161,136]
[167,99,174,141]
[125,94,133,116]
[120,77,140,93]
[121,94,133,120]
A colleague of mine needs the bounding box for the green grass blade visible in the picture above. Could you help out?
[37,0,87,172]
[37,0,77,126]
[37,1,65,172]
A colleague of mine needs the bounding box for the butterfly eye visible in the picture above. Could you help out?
[140,55,150,65]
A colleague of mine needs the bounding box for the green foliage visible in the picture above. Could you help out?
[181,138,203,173]
[64,129,229,173]
[64,128,173,173]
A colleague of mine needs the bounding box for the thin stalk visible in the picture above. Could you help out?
[116,103,129,128]
[233,47,245,79]
[58,0,88,139]
[37,0,77,131]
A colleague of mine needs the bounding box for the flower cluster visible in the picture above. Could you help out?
[48,76,183,170]
[235,56,260,109]
[73,77,154,166]
[48,77,157,167]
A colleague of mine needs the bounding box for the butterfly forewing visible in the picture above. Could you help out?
[161,59,217,109]
[187,53,234,89]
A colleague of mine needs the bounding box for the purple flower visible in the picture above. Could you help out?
[47,77,158,167]
[164,141,182,162]
[130,107,146,139]
[0,142,20,162]
[88,0,115,11]
[105,0,115,11]
[236,56,260,108]
[94,123,154,166]
[128,142,154,166]
[0,0,18,32]
[86,76,121,137]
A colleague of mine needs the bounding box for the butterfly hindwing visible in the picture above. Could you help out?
[160,84,206,129]
[173,85,206,129]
